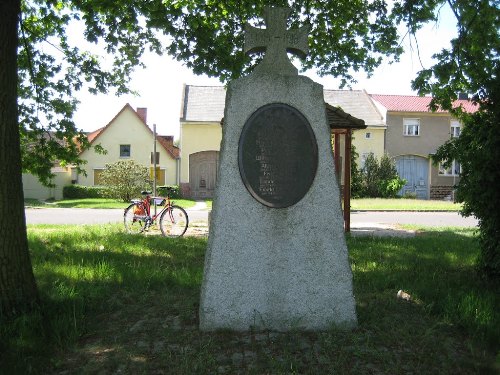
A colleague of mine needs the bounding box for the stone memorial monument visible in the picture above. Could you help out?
[199,6,357,331]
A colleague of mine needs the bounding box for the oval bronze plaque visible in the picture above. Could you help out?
[238,103,318,208]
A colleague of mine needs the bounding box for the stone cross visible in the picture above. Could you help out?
[244,7,309,75]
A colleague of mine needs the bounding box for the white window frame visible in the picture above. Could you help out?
[120,144,131,158]
[438,160,461,176]
[451,120,461,138]
[403,118,420,136]
[365,132,372,139]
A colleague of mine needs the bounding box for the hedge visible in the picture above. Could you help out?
[63,185,107,199]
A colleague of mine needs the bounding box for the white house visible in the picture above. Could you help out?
[22,104,180,200]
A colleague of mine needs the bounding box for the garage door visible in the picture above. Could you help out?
[189,151,219,199]
[396,155,429,199]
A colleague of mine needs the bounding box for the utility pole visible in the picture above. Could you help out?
[153,123,157,216]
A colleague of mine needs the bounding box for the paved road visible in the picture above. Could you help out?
[25,207,478,228]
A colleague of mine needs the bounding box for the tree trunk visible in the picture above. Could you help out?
[0,0,39,317]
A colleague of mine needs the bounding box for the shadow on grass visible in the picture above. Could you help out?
[1,226,498,374]
[347,229,499,346]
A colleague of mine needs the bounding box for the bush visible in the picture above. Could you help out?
[378,177,407,198]
[63,184,107,199]
[157,185,181,199]
[99,160,152,202]
[360,153,406,198]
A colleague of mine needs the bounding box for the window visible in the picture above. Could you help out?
[120,144,131,158]
[438,160,461,176]
[451,120,461,138]
[404,118,420,136]
[365,132,372,139]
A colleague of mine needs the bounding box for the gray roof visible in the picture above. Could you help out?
[181,85,384,127]
[180,85,226,122]
[323,90,385,127]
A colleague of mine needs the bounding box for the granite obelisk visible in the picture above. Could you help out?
[199,6,357,331]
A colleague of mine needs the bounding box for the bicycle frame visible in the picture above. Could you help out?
[135,192,174,224]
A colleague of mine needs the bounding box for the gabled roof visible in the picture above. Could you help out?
[84,103,180,159]
[181,85,384,127]
[370,94,478,113]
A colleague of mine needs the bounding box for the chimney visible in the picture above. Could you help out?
[136,107,147,123]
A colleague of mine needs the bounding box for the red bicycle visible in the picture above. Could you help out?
[123,187,189,237]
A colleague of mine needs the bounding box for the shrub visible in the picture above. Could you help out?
[157,185,181,199]
[361,153,406,198]
[99,160,151,202]
[63,184,107,199]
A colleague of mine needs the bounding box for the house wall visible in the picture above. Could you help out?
[78,107,178,186]
[23,168,72,201]
[386,112,458,199]
[352,127,385,160]
[385,112,451,156]
[180,122,222,184]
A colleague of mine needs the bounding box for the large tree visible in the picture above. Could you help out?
[0,0,39,318]
[1,0,498,316]
[407,0,499,281]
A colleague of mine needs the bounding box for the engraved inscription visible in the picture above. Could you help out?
[238,103,318,208]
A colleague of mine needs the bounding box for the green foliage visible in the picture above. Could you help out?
[433,103,500,281]
[62,184,106,199]
[408,1,500,281]
[16,0,406,183]
[99,160,151,202]
[360,153,406,198]
[350,143,364,198]
[1,225,496,373]
[377,153,407,198]
[362,153,380,197]
[157,185,181,199]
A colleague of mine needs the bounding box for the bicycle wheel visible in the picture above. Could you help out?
[124,203,148,234]
[159,205,189,237]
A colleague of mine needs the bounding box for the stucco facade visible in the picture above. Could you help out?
[78,105,179,187]
[353,127,385,160]
[371,93,474,199]
[180,122,222,184]
[22,167,73,201]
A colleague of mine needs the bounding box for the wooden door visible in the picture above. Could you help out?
[189,151,219,199]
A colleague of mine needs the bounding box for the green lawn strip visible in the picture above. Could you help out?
[351,198,463,211]
[25,198,197,209]
[1,225,497,373]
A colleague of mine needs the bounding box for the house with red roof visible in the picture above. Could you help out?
[77,104,179,187]
[23,104,180,200]
[371,94,476,199]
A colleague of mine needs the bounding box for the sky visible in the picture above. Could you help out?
[72,6,457,140]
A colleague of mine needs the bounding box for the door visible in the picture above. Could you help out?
[396,155,429,199]
[189,151,219,199]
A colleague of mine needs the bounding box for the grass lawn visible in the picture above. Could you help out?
[25,198,196,209]
[351,198,463,211]
[1,226,497,374]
